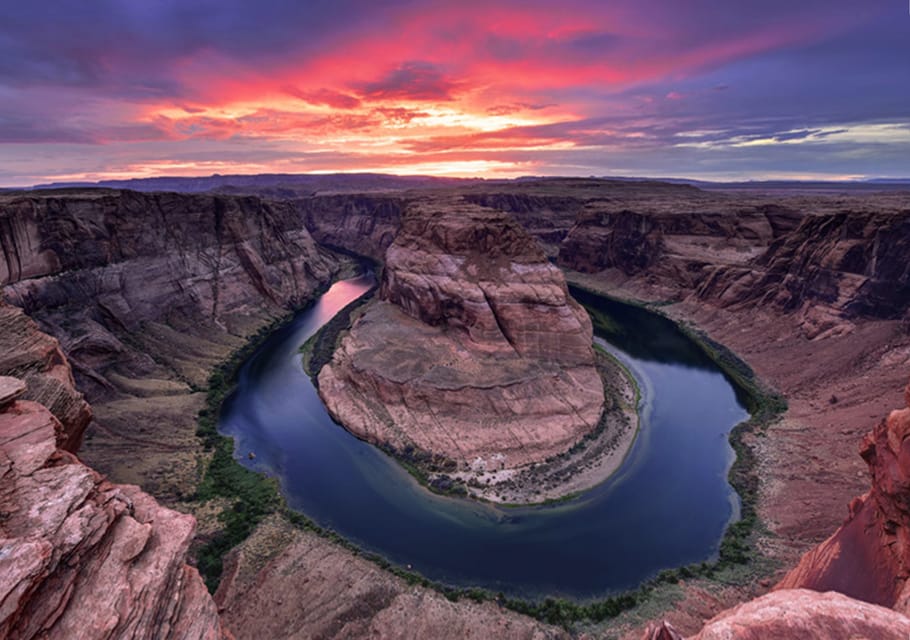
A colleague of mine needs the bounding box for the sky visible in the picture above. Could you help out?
[1,0,909,186]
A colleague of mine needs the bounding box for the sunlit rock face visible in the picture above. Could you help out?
[0,377,226,640]
[319,201,604,470]
[777,380,910,613]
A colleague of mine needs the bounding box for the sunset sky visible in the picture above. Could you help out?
[1,0,909,186]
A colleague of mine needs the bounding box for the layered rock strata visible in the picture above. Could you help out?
[295,194,406,261]
[0,377,225,639]
[776,381,910,611]
[1,189,341,499]
[319,202,604,471]
[0,301,91,452]
[559,202,910,338]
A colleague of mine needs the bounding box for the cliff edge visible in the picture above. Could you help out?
[0,375,226,639]
[318,201,605,474]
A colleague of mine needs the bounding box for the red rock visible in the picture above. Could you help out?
[777,380,910,612]
[0,302,91,451]
[319,202,604,472]
[0,382,226,639]
[689,590,910,639]
[640,621,685,640]
[0,377,26,408]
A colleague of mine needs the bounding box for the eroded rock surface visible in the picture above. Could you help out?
[559,197,910,338]
[1,189,342,499]
[777,381,910,612]
[0,379,225,639]
[0,301,91,452]
[642,590,910,640]
[319,202,604,471]
[296,194,406,261]
[215,516,567,640]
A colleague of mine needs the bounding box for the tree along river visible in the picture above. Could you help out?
[219,274,750,599]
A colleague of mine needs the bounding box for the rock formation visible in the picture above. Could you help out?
[296,194,406,261]
[559,199,910,338]
[0,375,225,639]
[0,301,91,452]
[776,380,910,611]
[319,201,604,471]
[641,590,910,640]
[558,203,803,289]
[215,516,567,640]
[1,189,342,499]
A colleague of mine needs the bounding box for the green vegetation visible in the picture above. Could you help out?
[190,274,786,629]
[193,290,330,591]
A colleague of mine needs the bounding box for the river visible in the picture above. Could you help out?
[219,274,749,599]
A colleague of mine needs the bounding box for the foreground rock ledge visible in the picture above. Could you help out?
[0,379,225,639]
[319,202,605,472]
[642,589,910,640]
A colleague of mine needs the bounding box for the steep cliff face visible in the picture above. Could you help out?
[0,376,225,639]
[558,204,801,284]
[295,194,406,261]
[0,300,90,451]
[2,190,337,335]
[319,202,604,472]
[559,202,910,335]
[702,211,910,320]
[776,380,910,611]
[0,189,342,499]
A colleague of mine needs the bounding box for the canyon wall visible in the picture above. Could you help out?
[295,194,405,261]
[776,381,910,610]
[559,200,910,338]
[319,201,604,471]
[0,371,224,638]
[0,189,343,500]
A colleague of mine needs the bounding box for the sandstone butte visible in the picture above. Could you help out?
[318,201,605,472]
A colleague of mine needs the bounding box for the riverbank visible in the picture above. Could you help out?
[559,268,910,638]
[184,270,792,636]
[446,348,641,504]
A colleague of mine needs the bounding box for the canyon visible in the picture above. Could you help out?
[1,178,909,638]
[318,200,606,488]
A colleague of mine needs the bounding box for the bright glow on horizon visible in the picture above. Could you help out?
[0,1,908,186]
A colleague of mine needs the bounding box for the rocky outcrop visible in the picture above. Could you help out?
[776,380,910,611]
[0,300,90,452]
[319,201,604,471]
[0,377,225,639]
[641,590,910,640]
[0,189,342,500]
[559,200,910,336]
